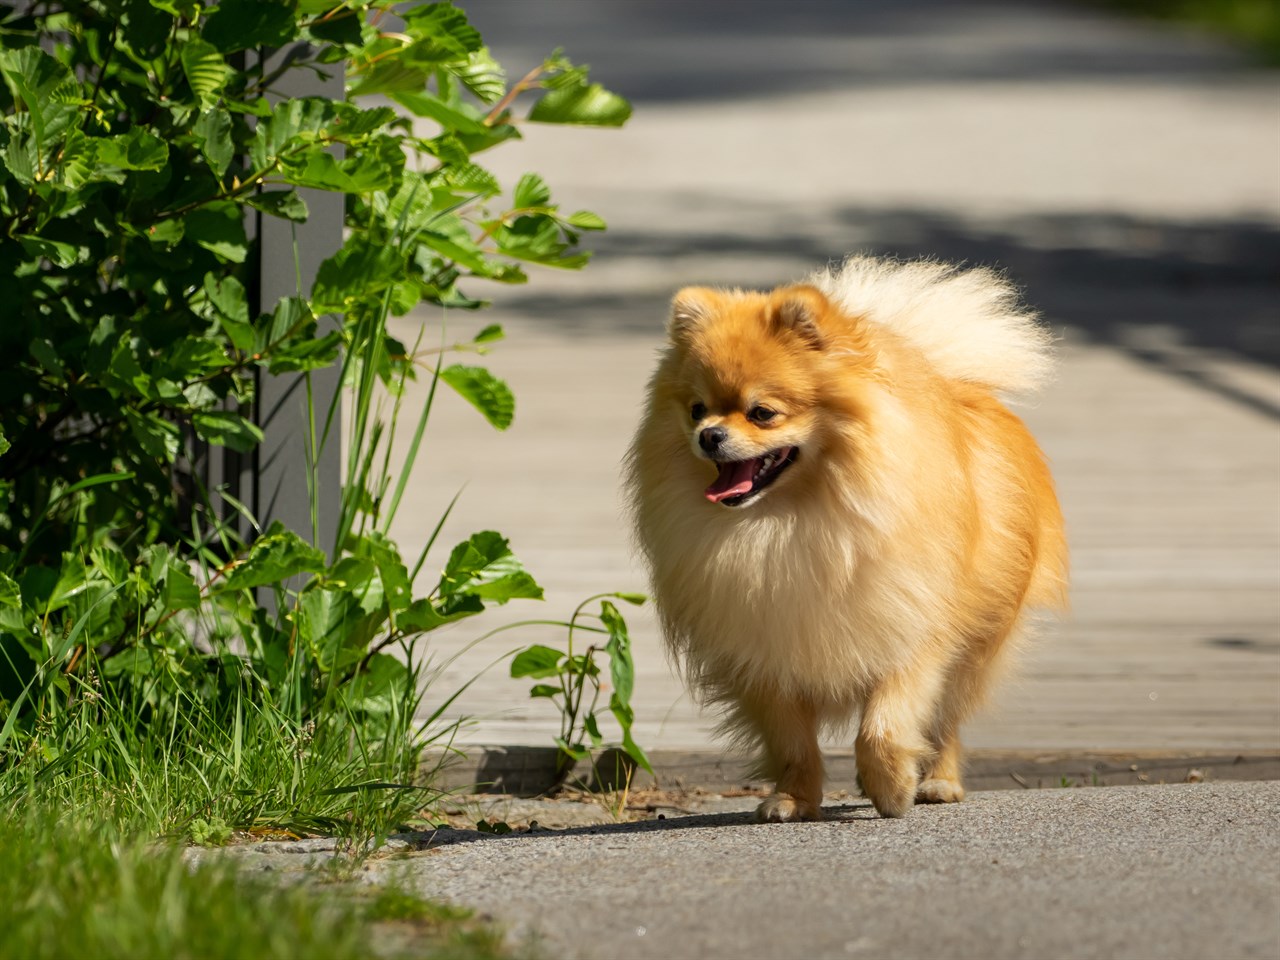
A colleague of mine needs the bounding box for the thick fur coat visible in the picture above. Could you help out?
[626,256,1068,819]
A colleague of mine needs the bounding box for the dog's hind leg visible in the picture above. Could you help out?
[917,621,1021,805]
[739,690,825,822]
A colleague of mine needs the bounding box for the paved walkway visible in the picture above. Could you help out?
[377,781,1279,960]
[385,0,1280,754]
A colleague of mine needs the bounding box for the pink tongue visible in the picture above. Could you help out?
[705,459,760,503]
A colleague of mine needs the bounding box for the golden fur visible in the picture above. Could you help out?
[625,256,1068,820]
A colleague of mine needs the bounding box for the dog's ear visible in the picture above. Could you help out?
[770,285,830,349]
[669,287,717,341]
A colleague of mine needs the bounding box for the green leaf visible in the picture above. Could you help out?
[203,273,250,325]
[387,89,489,134]
[181,39,230,107]
[219,521,326,591]
[312,234,401,309]
[244,189,309,222]
[297,586,369,671]
[529,82,631,127]
[513,172,551,209]
[440,365,514,430]
[193,107,233,176]
[437,531,543,608]
[0,427,8,459]
[96,129,169,171]
[528,683,560,699]
[0,571,19,608]
[473,324,504,345]
[565,210,607,230]
[163,563,201,611]
[0,47,79,152]
[125,409,181,462]
[185,202,248,262]
[17,236,82,268]
[510,644,562,679]
[191,410,264,453]
[457,47,506,104]
[202,0,297,53]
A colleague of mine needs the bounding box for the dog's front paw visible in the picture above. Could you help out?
[916,777,965,804]
[756,794,823,823]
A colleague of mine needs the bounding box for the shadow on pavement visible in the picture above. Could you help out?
[497,207,1280,417]
[464,0,1255,104]
[412,801,879,849]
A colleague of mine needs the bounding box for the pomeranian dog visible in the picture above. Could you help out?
[626,256,1067,820]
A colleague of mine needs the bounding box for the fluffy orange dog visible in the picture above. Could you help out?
[626,256,1067,820]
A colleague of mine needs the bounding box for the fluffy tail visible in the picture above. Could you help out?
[808,256,1056,397]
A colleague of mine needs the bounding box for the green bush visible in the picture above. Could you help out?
[0,0,637,823]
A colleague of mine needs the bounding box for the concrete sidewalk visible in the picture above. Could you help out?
[383,0,1280,755]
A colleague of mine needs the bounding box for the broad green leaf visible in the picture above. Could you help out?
[600,600,635,705]
[400,2,483,55]
[202,0,297,53]
[244,189,309,222]
[96,129,169,171]
[352,532,412,611]
[163,563,201,610]
[191,410,264,453]
[473,324,504,345]
[528,82,631,127]
[0,47,79,151]
[510,644,562,679]
[125,408,181,462]
[203,273,249,325]
[387,89,489,134]
[528,683,560,699]
[513,172,551,209]
[342,654,412,715]
[0,427,8,459]
[397,596,480,633]
[90,545,129,586]
[457,47,505,104]
[277,142,400,194]
[312,235,401,308]
[193,107,233,175]
[17,235,82,267]
[440,365,514,430]
[297,586,367,671]
[185,202,248,262]
[181,40,230,107]
[436,531,543,610]
[219,521,326,591]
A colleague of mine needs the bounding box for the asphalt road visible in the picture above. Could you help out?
[381,781,1280,960]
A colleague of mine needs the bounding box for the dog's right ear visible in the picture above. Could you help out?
[669,287,716,341]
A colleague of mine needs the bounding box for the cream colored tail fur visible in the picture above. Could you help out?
[808,256,1055,397]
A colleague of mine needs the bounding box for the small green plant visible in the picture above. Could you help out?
[188,816,233,847]
[509,593,652,780]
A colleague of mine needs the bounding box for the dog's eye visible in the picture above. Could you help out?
[747,406,777,423]
[690,402,707,422]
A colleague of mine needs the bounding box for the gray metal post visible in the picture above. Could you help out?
[251,48,344,560]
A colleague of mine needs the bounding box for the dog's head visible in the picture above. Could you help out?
[661,284,868,508]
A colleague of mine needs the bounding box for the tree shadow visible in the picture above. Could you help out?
[463,0,1260,105]
[404,800,879,850]
[489,206,1280,418]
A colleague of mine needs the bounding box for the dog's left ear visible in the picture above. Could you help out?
[770,285,829,349]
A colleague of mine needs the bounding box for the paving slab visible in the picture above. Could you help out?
[375,0,1280,755]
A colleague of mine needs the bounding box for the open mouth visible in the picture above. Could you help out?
[704,447,798,507]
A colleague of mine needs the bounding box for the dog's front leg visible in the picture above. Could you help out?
[740,690,825,822]
[855,662,947,818]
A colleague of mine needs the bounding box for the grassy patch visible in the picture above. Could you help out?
[1086,0,1280,64]
[0,816,505,960]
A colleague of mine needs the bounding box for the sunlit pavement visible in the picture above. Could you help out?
[385,0,1280,757]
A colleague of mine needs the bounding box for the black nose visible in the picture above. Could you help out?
[699,426,728,453]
